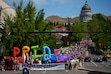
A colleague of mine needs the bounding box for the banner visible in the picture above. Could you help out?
[20,63,65,70]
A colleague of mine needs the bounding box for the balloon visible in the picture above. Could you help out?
[54,49,62,62]
[42,46,51,61]
[54,49,61,55]
[60,55,68,62]
[13,47,20,60]
[31,45,39,59]
[50,54,56,63]
[50,54,66,63]
[22,46,30,60]
[17,56,22,63]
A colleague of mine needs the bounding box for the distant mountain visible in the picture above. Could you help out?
[45,15,80,23]
[45,15,67,23]
[45,15,111,23]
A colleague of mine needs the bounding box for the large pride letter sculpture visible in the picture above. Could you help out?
[54,49,68,62]
[22,46,30,62]
[13,47,20,60]
[54,49,62,62]
[13,45,68,63]
[42,46,51,61]
[31,45,39,59]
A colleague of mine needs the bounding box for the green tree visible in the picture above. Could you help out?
[34,9,59,52]
[88,14,111,51]
[2,0,59,55]
[70,13,111,55]
[1,0,37,55]
[70,21,88,42]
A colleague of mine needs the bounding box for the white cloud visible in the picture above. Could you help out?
[32,0,48,6]
[32,0,67,6]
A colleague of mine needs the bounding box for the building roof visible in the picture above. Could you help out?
[82,1,91,10]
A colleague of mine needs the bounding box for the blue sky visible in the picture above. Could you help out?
[4,0,111,19]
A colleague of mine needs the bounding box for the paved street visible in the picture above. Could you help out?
[0,70,89,74]
[0,69,111,74]
[84,61,111,73]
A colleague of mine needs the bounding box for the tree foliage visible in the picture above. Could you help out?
[1,0,58,55]
[1,0,111,56]
[70,13,111,52]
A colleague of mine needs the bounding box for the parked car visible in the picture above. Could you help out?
[84,56,91,62]
[93,57,102,62]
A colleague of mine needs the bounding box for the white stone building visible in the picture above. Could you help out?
[0,0,16,29]
[80,1,92,22]
[0,0,15,40]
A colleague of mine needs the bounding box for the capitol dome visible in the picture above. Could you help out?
[80,1,92,22]
[82,2,91,10]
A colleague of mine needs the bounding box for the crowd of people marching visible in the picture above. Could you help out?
[63,36,93,72]
[64,45,86,72]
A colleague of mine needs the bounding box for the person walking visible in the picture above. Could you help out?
[65,60,70,72]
